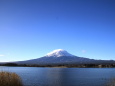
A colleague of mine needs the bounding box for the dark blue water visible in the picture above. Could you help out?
[0,67,115,86]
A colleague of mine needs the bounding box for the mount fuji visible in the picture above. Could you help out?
[15,49,92,65]
[15,49,115,65]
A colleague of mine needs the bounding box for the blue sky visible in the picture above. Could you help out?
[0,0,115,62]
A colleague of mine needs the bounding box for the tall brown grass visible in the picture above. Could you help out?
[107,78,115,86]
[0,71,23,86]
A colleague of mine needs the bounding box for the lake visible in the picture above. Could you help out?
[0,67,115,86]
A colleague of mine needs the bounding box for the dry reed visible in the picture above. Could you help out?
[106,78,115,86]
[0,71,23,86]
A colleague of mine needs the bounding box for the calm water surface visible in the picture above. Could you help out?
[0,67,115,86]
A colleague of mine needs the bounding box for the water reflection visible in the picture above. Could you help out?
[45,68,64,86]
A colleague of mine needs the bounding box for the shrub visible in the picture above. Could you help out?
[107,78,115,86]
[0,71,23,86]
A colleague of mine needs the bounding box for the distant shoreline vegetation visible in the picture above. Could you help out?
[1,63,115,68]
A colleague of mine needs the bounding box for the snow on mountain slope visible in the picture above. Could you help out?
[45,49,74,57]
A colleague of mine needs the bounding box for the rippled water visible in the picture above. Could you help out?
[0,67,115,86]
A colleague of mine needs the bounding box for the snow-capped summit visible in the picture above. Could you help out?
[45,49,74,57]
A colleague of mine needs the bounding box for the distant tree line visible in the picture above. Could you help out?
[1,63,115,68]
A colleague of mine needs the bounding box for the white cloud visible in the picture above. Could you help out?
[82,50,86,53]
[0,55,5,57]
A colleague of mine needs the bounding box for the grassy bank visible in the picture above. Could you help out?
[106,78,115,86]
[0,71,23,86]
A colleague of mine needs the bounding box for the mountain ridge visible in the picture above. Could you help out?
[1,49,115,65]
